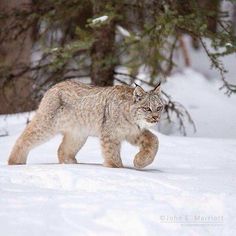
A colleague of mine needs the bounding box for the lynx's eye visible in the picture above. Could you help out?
[142,107,152,112]
[156,106,163,112]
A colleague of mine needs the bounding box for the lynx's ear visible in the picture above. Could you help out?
[133,84,145,102]
[153,81,161,94]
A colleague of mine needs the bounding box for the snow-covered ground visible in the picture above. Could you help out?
[0,111,236,236]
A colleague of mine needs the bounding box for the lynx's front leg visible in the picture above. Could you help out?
[100,134,123,168]
[58,132,87,164]
[128,130,159,169]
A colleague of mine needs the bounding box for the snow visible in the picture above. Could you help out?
[92,16,108,24]
[116,25,131,37]
[160,68,236,138]
[1,113,236,236]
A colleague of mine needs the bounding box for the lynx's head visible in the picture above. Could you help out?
[130,83,164,129]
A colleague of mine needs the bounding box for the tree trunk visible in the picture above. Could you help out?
[90,2,116,86]
[233,3,236,35]
[197,0,219,33]
[0,0,36,114]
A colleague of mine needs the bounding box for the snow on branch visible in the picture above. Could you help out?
[92,16,108,24]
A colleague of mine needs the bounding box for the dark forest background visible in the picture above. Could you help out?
[0,0,235,133]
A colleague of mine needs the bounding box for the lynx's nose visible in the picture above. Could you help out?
[152,116,159,121]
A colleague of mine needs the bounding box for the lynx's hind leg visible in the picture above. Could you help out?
[58,132,87,164]
[8,89,62,165]
[8,118,55,165]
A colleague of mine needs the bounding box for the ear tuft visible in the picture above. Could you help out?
[153,81,161,94]
[133,84,145,102]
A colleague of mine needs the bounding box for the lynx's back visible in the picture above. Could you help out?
[36,81,135,136]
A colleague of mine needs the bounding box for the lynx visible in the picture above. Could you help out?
[8,81,164,168]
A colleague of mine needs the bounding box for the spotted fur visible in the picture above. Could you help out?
[8,81,163,168]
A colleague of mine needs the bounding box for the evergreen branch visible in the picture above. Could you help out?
[199,37,236,96]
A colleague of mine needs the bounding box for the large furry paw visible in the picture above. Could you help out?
[103,160,123,168]
[133,153,154,169]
